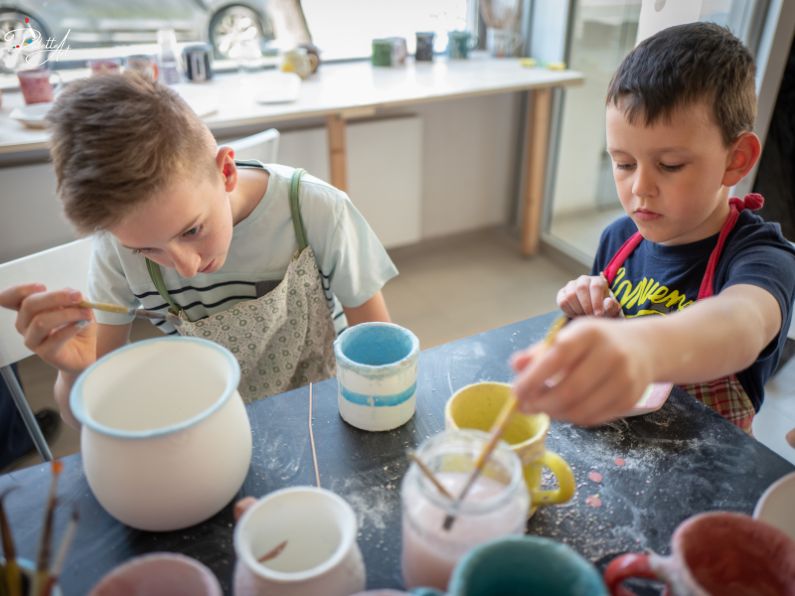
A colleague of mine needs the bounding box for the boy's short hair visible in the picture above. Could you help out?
[47,74,217,234]
[606,22,756,145]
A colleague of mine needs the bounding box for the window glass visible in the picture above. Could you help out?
[0,1,280,72]
[547,0,770,263]
[300,0,470,61]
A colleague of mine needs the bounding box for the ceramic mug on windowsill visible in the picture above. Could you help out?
[17,67,62,104]
[281,47,319,80]
[446,30,477,59]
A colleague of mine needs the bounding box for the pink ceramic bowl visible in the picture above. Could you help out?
[89,552,222,596]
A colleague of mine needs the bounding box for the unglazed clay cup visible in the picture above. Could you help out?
[604,511,795,595]
[89,552,221,595]
[445,382,575,516]
[233,487,366,596]
[334,322,419,431]
[70,337,252,531]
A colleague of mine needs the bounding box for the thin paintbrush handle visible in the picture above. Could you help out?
[78,300,168,322]
[77,300,130,315]
[409,452,454,500]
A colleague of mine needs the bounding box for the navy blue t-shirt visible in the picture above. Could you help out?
[591,210,795,411]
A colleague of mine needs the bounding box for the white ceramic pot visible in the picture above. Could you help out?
[233,487,365,596]
[71,337,252,531]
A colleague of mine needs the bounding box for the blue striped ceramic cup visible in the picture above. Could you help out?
[334,322,419,431]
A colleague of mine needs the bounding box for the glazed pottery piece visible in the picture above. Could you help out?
[604,511,795,595]
[334,322,419,431]
[71,337,252,531]
[89,552,221,595]
[410,535,607,595]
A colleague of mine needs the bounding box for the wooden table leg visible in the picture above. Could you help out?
[521,88,553,256]
[327,114,347,191]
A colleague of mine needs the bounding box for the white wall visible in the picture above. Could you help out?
[278,116,423,248]
[0,162,74,263]
[0,93,522,262]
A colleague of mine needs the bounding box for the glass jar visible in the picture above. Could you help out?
[401,429,529,590]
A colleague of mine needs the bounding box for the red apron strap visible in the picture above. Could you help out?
[697,193,764,299]
[603,232,643,284]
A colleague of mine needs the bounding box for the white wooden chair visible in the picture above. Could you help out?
[0,237,93,461]
[226,128,280,163]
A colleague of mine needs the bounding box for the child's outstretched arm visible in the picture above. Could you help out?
[0,284,130,428]
[342,291,391,326]
[511,284,782,426]
[557,274,622,318]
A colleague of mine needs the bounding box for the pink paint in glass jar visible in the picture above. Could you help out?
[400,429,529,590]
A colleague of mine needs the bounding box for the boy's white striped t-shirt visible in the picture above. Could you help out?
[88,163,398,336]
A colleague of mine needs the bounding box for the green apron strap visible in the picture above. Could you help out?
[289,168,309,251]
[145,258,182,315]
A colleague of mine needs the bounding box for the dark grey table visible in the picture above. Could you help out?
[1,312,793,594]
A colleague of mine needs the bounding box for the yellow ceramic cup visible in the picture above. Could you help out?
[445,382,575,516]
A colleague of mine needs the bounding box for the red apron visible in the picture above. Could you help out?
[602,194,765,434]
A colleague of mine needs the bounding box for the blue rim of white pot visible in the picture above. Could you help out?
[70,336,240,439]
[333,322,419,373]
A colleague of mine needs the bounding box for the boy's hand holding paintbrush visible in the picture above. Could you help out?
[0,285,97,378]
[510,295,655,427]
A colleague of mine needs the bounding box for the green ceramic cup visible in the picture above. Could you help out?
[372,38,393,67]
[447,30,477,59]
[412,535,607,596]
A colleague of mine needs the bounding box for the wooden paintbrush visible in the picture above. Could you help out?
[32,461,62,596]
[408,451,454,500]
[78,300,182,327]
[442,314,568,531]
[0,488,21,596]
[39,506,79,596]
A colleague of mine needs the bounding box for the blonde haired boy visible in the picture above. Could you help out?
[2,74,396,428]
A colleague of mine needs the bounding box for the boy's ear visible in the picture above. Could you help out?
[216,146,237,192]
[722,131,761,187]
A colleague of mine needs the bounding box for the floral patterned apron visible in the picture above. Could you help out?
[145,169,337,402]
[603,194,765,434]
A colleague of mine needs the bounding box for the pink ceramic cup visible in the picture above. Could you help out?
[604,511,795,595]
[89,552,222,596]
[17,68,59,105]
